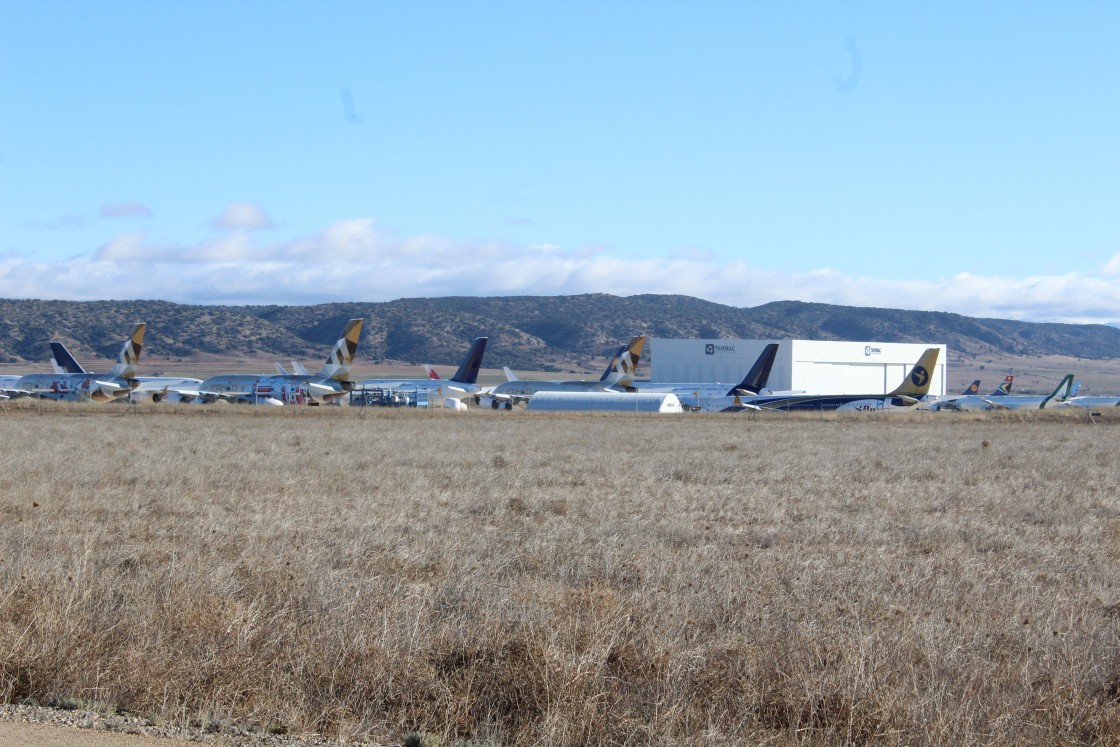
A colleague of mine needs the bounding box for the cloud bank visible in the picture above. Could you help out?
[3,212,1119,324]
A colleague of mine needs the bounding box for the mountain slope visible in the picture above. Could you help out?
[1,295,1118,369]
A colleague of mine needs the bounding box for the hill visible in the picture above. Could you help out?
[2,295,1119,370]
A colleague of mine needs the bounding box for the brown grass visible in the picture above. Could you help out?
[1,404,1119,745]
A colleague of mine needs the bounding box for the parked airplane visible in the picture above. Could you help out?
[354,336,488,406]
[9,324,147,403]
[633,343,780,412]
[1058,384,1120,409]
[179,319,363,405]
[730,347,941,413]
[0,375,19,398]
[46,340,202,403]
[923,375,1013,412]
[482,336,646,409]
[920,378,984,411]
[978,374,1074,410]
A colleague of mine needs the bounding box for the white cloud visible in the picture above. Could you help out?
[210,202,274,231]
[3,219,1120,324]
[1101,251,1120,278]
[100,202,153,219]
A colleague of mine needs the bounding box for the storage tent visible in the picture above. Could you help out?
[526,391,683,413]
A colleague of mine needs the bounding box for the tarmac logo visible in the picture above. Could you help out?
[864,345,882,356]
[910,366,929,387]
[705,344,735,355]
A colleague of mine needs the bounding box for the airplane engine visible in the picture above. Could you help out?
[443,397,467,412]
[151,392,163,403]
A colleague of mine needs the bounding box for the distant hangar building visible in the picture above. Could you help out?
[649,339,947,397]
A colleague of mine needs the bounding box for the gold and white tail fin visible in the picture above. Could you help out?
[600,335,646,387]
[887,347,940,401]
[316,319,363,382]
[109,323,146,379]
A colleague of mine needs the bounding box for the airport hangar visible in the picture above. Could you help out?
[648,339,948,396]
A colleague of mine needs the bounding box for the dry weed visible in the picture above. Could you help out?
[0,406,1118,745]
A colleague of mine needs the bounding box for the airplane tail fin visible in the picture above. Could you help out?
[598,344,626,382]
[316,319,363,381]
[109,324,146,378]
[451,337,488,384]
[274,362,289,375]
[1039,374,1075,409]
[992,375,1014,396]
[292,360,310,376]
[423,364,442,380]
[887,347,940,398]
[963,379,980,395]
[600,335,646,386]
[502,366,519,382]
[50,342,87,374]
[726,343,779,396]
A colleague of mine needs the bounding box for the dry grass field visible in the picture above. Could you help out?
[1,404,1119,746]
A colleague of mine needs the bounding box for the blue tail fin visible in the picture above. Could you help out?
[726,343,779,396]
[451,337,488,384]
[962,379,980,395]
[49,342,87,374]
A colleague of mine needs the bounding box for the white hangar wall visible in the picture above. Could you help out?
[649,339,947,396]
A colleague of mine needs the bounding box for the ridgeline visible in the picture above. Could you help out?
[2,295,1119,370]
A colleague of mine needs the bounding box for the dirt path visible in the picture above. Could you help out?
[0,720,180,747]
[0,705,378,746]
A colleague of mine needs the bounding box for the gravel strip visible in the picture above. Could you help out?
[0,704,394,747]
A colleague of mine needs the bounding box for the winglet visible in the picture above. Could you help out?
[50,341,87,374]
[317,319,364,381]
[110,323,146,379]
[726,343,779,396]
[451,337,488,385]
[887,347,939,397]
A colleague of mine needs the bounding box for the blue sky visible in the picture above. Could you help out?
[2,3,1118,322]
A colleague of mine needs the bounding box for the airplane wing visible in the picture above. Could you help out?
[720,394,762,413]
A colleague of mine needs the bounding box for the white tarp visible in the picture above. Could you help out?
[526,391,682,413]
